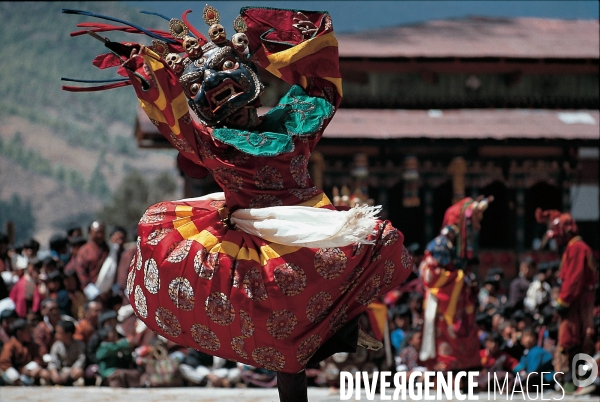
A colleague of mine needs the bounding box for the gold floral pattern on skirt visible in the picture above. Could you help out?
[254,166,284,190]
[143,258,160,294]
[249,194,283,208]
[382,224,400,246]
[243,267,268,302]
[329,303,348,333]
[167,239,193,263]
[306,291,333,323]
[315,248,347,279]
[401,246,412,269]
[139,202,167,224]
[356,274,381,306]
[147,228,172,246]
[339,265,365,294]
[191,323,220,351]
[274,263,306,296]
[232,336,248,359]
[205,292,235,325]
[126,266,136,296]
[383,260,395,287]
[290,155,309,187]
[168,277,195,311]
[289,187,319,201]
[252,346,285,371]
[155,307,181,337]
[194,248,219,280]
[239,309,254,338]
[213,167,243,192]
[134,285,147,319]
[266,310,297,339]
[297,334,322,366]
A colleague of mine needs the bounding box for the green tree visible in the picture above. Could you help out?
[97,170,178,236]
[0,194,36,245]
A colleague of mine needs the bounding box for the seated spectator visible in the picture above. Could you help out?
[498,320,524,360]
[408,293,424,329]
[48,233,69,270]
[513,327,554,390]
[479,276,506,313]
[74,300,103,344]
[0,308,18,352]
[179,348,241,387]
[48,320,86,386]
[64,270,86,320]
[33,298,63,358]
[478,331,519,390]
[9,258,43,318]
[523,262,553,314]
[389,304,412,353]
[84,309,120,384]
[0,318,50,385]
[397,328,426,374]
[96,326,141,388]
[44,271,72,318]
[507,257,536,311]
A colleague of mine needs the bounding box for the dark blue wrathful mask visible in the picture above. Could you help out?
[179,43,263,127]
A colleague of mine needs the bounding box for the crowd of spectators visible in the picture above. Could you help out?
[0,224,598,396]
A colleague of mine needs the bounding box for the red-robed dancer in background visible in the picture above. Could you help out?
[535,209,597,392]
[63,5,414,400]
[419,197,492,373]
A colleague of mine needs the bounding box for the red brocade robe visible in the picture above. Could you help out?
[121,8,413,373]
[555,236,597,352]
[420,253,481,371]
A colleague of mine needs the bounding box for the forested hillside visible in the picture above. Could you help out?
[0,2,182,246]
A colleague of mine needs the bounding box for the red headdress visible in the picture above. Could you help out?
[535,208,578,243]
[442,196,492,260]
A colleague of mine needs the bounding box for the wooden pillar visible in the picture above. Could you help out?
[448,156,467,203]
[515,173,526,254]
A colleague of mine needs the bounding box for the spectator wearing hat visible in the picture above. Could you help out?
[9,258,43,318]
[507,257,537,311]
[48,320,86,386]
[478,331,519,390]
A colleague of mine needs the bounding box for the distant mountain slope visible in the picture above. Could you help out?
[0,2,181,247]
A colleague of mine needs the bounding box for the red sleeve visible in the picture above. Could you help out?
[122,48,210,173]
[557,241,588,307]
[241,7,342,109]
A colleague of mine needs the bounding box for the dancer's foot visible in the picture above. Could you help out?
[357,329,383,351]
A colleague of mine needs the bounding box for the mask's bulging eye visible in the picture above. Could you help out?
[222,60,238,71]
[190,83,201,96]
